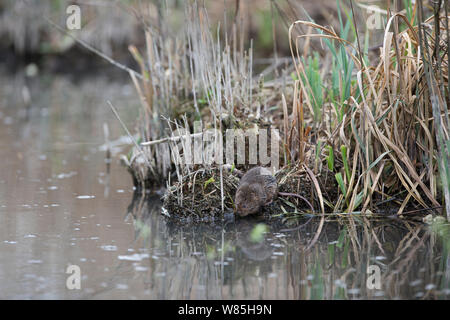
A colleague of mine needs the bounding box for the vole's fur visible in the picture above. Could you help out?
[235,166,315,217]
[234,167,278,217]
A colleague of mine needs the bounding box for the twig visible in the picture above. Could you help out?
[141,132,203,146]
[107,101,153,173]
[45,17,145,81]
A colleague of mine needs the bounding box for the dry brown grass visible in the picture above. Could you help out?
[287,0,449,218]
[119,1,449,220]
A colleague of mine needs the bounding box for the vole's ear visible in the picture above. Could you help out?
[224,164,244,178]
[235,169,244,178]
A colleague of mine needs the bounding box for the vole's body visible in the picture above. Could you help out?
[235,167,278,217]
[235,167,313,217]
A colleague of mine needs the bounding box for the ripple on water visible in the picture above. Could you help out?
[410,279,422,287]
[27,259,43,264]
[134,266,148,272]
[425,284,436,290]
[100,245,118,251]
[348,288,360,295]
[374,291,385,297]
[76,195,95,199]
[116,284,129,290]
[56,172,77,179]
[117,253,149,261]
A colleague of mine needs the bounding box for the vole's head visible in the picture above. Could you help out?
[235,183,264,217]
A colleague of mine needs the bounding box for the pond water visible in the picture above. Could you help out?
[0,70,449,299]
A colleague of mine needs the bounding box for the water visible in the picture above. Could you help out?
[0,71,449,299]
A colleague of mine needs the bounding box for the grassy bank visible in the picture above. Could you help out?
[119,0,449,221]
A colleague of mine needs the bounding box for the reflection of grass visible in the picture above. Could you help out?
[430,217,450,297]
[133,219,151,240]
[128,194,448,299]
[256,10,275,51]
[249,223,268,243]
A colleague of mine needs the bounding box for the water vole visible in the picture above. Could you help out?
[235,167,278,217]
[235,167,315,217]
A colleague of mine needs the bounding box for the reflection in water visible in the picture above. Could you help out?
[0,72,449,299]
[87,193,449,300]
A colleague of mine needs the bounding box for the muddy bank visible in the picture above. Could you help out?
[162,165,339,223]
[159,163,437,224]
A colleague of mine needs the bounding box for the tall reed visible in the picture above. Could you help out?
[287,0,449,218]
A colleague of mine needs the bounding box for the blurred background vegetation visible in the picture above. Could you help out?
[0,0,357,65]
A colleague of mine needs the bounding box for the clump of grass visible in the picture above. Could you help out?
[162,167,239,222]
[126,1,288,191]
[287,0,449,218]
[122,0,448,221]
[162,164,337,223]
